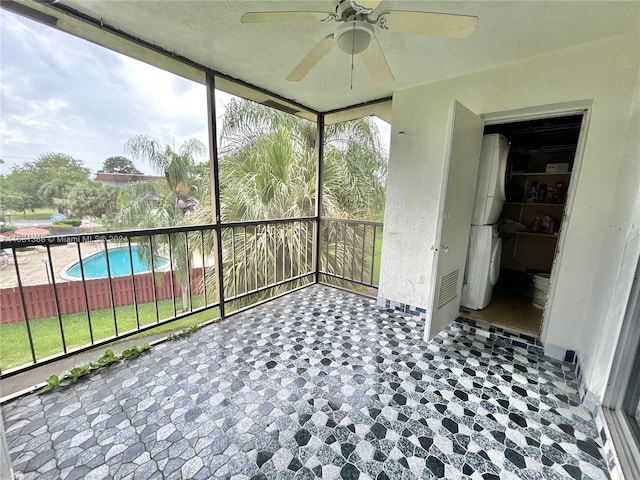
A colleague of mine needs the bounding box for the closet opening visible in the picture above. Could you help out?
[460,114,584,335]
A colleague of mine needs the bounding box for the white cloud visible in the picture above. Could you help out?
[0,10,209,174]
[0,9,388,178]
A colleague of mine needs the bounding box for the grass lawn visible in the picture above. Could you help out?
[8,208,57,222]
[0,295,219,371]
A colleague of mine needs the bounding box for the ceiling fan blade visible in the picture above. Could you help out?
[286,35,335,82]
[360,37,394,87]
[241,11,333,24]
[379,11,478,39]
[351,0,383,12]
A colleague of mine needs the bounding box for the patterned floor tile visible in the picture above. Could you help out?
[2,285,608,479]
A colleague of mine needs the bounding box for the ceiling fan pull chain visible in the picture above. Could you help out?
[350,21,356,90]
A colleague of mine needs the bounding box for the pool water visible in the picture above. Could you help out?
[62,246,169,280]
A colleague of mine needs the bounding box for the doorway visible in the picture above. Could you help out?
[459,113,584,335]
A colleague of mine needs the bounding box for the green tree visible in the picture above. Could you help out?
[216,99,385,222]
[101,156,142,175]
[65,181,119,218]
[7,153,91,213]
[3,168,43,211]
[114,136,209,310]
[38,178,72,213]
[0,164,29,215]
[189,98,386,302]
[27,153,90,182]
[114,102,386,311]
[115,136,208,227]
[0,191,28,214]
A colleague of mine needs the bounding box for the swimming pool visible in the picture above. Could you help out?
[61,246,169,280]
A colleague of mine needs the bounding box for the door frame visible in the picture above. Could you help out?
[481,100,592,337]
[601,257,640,479]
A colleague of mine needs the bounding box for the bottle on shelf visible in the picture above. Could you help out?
[552,183,564,203]
[526,182,539,203]
[538,183,547,203]
[531,215,541,233]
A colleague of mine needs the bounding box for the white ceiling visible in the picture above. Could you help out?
[42,1,640,113]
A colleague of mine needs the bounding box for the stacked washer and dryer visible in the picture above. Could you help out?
[461,134,510,310]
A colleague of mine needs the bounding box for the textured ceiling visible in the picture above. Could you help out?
[33,1,640,113]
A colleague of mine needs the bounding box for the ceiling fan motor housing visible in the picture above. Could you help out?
[335,20,374,54]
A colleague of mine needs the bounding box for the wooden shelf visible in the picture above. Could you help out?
[517,232,559,238]
[502,151,575,272]
[509,172,571,176]
[504,202,565,207]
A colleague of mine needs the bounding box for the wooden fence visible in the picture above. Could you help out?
[0,268,205,324]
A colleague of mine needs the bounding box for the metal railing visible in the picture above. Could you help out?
[0,225,220,377]
[0,216,380,377]
[221,218,315,305]
[318,217,383,289]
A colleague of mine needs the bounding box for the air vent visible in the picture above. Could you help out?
[438,268,460,309]
[262,100,299,115]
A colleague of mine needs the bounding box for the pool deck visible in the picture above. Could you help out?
[0,243,192,289]
[0,243,98,289]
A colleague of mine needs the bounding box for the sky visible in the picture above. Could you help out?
[0,9,390,177]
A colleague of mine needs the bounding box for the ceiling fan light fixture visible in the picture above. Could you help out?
[334,21,374,55]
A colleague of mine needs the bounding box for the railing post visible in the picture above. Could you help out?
[45,244,68,353]
[12,248,37,364]
[313,113,325,283]
[207,70,226,319]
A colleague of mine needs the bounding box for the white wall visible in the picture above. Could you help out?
[582,67,640,397]
[379,32,640,394]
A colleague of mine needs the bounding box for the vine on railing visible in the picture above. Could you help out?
[39,344,150,394]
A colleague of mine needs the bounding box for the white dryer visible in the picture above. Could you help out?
[470,134,509,226]
[461,224,502,310]
[461,133,509,310]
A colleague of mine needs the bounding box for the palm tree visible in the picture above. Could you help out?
[217,99,385,221]
[38,177,71,214]
[189,98,386,304]
[115,103,386,312]
[114,136,209,311]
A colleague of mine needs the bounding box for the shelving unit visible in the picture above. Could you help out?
[501,155,574,272]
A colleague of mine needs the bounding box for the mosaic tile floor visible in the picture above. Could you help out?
[3,285,609,479]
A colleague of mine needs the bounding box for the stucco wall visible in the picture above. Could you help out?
[379,32,640,395]
[582,67,640,397]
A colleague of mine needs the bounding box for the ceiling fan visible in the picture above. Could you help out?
[240,0,478,87]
